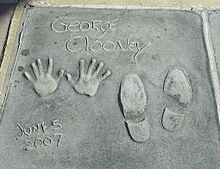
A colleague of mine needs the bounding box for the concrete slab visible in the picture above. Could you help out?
[0,7,219,169]
[209,10,220,80]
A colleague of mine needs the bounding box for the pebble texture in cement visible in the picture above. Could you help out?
[0,7,219,169]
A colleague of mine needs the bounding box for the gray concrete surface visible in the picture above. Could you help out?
[0,7,219,169]
[0,5,15,64]
[209,10,220,82]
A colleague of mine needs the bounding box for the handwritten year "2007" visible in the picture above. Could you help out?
[16,119,63,151]
[24,133,63,151]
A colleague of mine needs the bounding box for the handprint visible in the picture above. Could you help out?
[66,58,111,97]
[24,58,64,97]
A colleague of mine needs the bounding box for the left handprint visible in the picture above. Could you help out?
[24,58,64,97]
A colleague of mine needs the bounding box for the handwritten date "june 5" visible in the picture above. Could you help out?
[16,120,63,151]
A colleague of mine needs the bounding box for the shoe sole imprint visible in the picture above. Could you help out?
[162,68,192,132]
[163,68,192,106]
[120,74,150,143]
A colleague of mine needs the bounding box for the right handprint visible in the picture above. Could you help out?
[66,58,111,97]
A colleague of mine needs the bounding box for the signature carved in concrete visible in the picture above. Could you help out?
[24,58,64,97]
[66,58,111,97]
